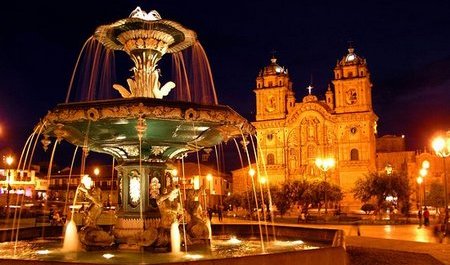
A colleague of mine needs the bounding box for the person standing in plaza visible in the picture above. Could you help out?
[423,207,430,226]
[218,205,223,222]
[417,208,423,228]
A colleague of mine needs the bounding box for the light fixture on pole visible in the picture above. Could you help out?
[5,155,14,218]
[432,132,450,236]
[315,157,335,214]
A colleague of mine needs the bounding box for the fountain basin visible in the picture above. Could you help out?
[0,224,346,265]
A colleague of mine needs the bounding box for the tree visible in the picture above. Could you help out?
[352,171,410,214]
[426,181,445,207]
[223,193,244,210]
[272,186,291,218]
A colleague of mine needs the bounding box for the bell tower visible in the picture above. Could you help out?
[254,56,293,121]
[332,46,372,114]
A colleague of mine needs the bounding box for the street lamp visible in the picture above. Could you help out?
[432,132,450,236]
[419,162,428,207]
[5,155,14,218]
[315,157,335,214]
[93,167,100,176]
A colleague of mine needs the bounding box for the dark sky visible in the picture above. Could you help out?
[0,0,449,165]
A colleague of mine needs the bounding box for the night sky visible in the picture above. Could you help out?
[0,0,449,166]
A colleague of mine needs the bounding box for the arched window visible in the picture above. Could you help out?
[350,149,359,161]
[279,81,283,86]
[348,71,353,78]
[336,73,340,79]
[267,154,275,165]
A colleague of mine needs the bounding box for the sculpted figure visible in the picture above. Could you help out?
[77,175,114,248]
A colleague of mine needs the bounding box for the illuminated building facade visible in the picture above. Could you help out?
[234,47,378,210]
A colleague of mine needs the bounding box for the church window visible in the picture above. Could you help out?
[267,154,275,165]
[350,149,359,161]
[348,71,353,78]
[336,73,340,79]
[257,83,261,88]
[269,81,273,87]
[267,133,273,141]
[279,81,283,86]
[360,71,364,76]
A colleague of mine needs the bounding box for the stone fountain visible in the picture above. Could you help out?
[17,8,348,265]
[38,7,253,251]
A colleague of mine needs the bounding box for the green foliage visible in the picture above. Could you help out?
[228,178,344,217]
[426,181,445,207]
[272,187,291,217]
[223,193,244,209]
[352,171,410,212]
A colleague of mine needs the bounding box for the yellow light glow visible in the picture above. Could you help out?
[227,236,242,244]
[248,168,256,177]
[259,177,267,184]
[432,133,450,158]
[206,173,212,181]
[193,176,200,190]
[185,254,203,260]
[5,155,13,166]
[172,169,178,176]
[417,176,423,184]
[102,253,114,259]
[419,168,428,177]
[129,176,141,203]
[81,175,93,189]
[315,157,335,171]
[36,250,50,255]
[421,160,430,169]
[385,164,393,175]
[94,167,100,176]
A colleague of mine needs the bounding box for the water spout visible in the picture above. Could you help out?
[62,219,80,252]
[170,220,181,254]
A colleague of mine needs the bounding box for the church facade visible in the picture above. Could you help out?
[233,47,378,210]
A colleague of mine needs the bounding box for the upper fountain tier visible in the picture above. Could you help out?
[94,7,196,55]
[93,7,197,99]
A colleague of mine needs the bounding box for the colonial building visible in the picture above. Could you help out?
[233,47,378,210]
[232,47,449,212]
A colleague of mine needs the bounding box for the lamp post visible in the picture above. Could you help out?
[432,132,450,235]
[206,173,213,208]
[419,162,429,206]
[315,157,335,214]
[417,176,423,206]
[5,155,14,218]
